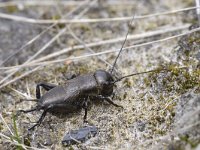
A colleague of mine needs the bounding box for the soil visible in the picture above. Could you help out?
[0,0,199,150]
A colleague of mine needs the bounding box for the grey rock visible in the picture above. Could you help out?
[62,126,98,146]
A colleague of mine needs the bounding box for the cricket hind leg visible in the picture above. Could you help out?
[36,82,57,99]
[28,109,48,131]
[28,105,54,131]
[16,106,48,131]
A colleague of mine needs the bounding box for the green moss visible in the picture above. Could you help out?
[140,31,200,142]
[23,137,31,147]
[68,146,74,150]
[79,24,91,32]
[143,77,151,86]
[155,129,166,135]
[52,15,61,20]
[6,5,18,13]
[0,122,3,131]
[54,64,69,74]
[123,78,135,88]
[180,135,199,148]
[146,22,157,31]
[145,63,200,94]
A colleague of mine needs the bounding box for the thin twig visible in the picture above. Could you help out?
[0,0,91,86]
[0,113,14,136]
[0,0,136,8]
[0,0,87,66]
[67,26,113,68]
[0,26,199,72]
[0,6,199,24]
[61,0,110,67]
[0,1,81,7]
[0,0,92,86]
[0,0,99,89]
[0,28,67,86]
[10,87,34,99]
[0,133,49,150]
[0,66,41,89]
[20,24,190,66]
[24,0,96,64]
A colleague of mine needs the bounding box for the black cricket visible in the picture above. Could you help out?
[19,69,122,130]
[18,17,143,131]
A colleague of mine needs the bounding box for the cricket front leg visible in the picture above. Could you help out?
[95,95,123,108]
[16,106,40,116]
[82,97,89,123]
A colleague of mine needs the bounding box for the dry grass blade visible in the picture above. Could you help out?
[0,66,41,89]
[27,28,67,63]
[0,0,136,8]
[67,26,113,68]
[0,133,49,150]
[0,133,27,150]
[0,113,14,136]
[0,0,93,87]
[0,6,199,24]
[10,87,34,100]
[25,24,190,66]
[0,25,198,72]
[0,1,81,7]
[0,0,99,90]
[0,0,91,67]
[0,25,197,89]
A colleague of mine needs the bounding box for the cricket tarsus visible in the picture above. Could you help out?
[28,109,47,131]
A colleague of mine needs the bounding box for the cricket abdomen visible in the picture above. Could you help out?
[38,73,100,113]
[38,85,81,113]
[39,86,67,107]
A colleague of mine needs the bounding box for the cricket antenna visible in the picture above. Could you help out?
[113,69,163,83]
[112,66,187,84]
[110,14,136,74]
